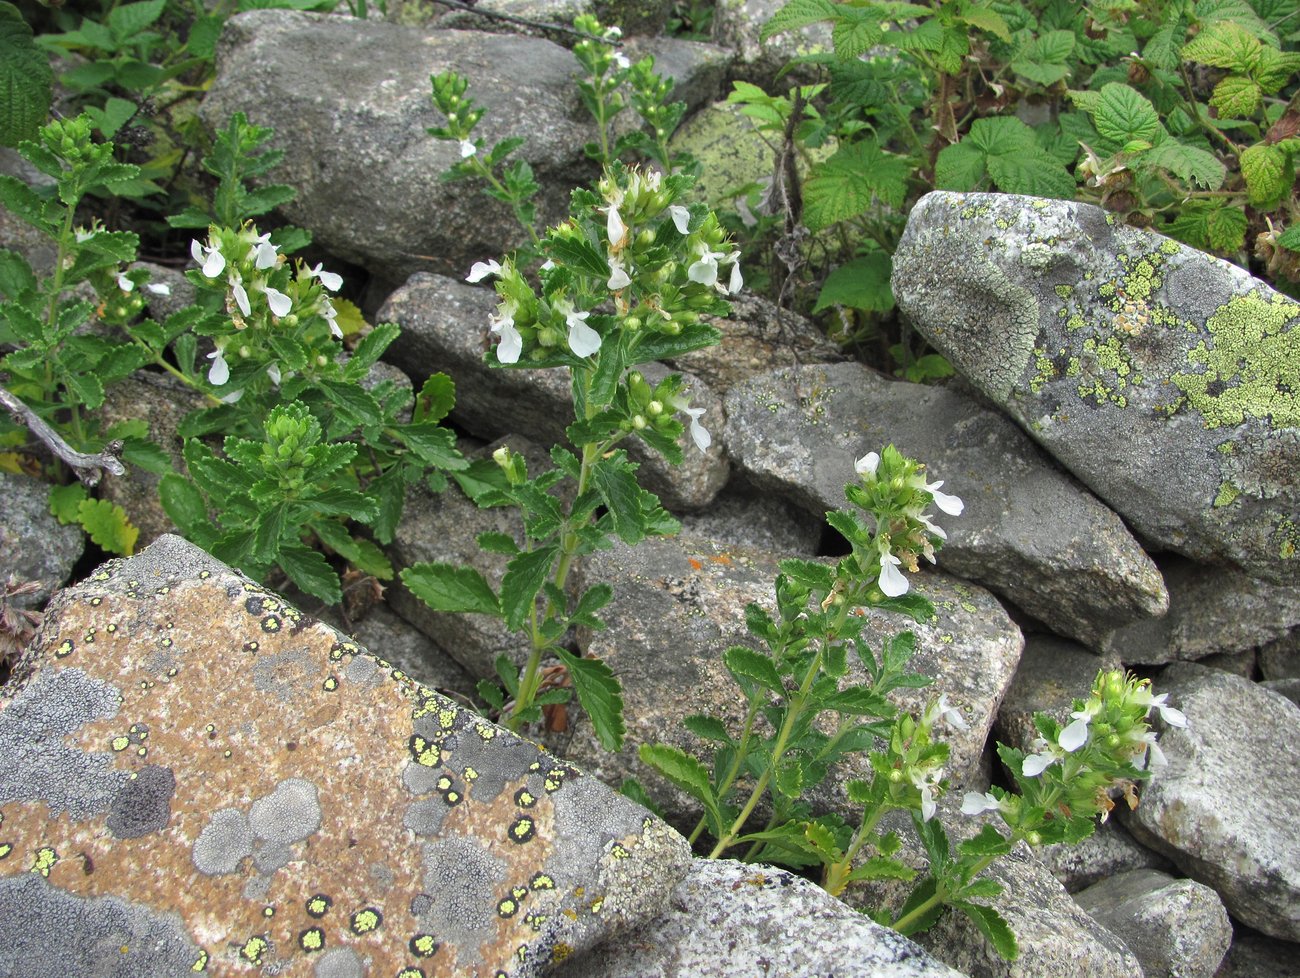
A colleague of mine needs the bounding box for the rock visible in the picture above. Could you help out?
[203,10,595,286]
[1073,869,1231,978]
[994,635,1123,753]
[0,471,83,607]
[550,534,1021,822]
[0,534,692,977]
[1036,821,1173,894]
[1122,662,1300,941]
[712,0,830,85]
[379,272,730,511]
[677,477,822,556]
[892,191,1300,585]
[1259,628,1300,680]
[1213,927,1300,978]
[1096,555,1300,664]
[1260,677,1300,707]
[723,362,1167,648]
[554,858,969,978]
[435,0,592,35]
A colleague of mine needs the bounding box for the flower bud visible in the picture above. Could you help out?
[239,345,251,359]
[316,355,328,366]
[623,316,641,332]
[637,229,655,247]
[632,415,647,429]
[647,400,663,416]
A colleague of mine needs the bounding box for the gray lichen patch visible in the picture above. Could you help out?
[106,765,176,839]
[192,808,254,876]
[248,777,322,846]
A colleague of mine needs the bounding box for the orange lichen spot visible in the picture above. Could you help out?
[687,558,703,571]
[710,554,733,565]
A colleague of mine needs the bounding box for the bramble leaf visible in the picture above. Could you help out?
[760,0,837,41]
[0,3,53,148]
[1205,204,1247,252]
[1181,20,1260,73]
[1210,75,1261,118]
[1085,82,1163,146]
[1240,142,1292,207]
[813,254,893,313]
[1137,140,1226,190]
[803,138,910,230]
[1010,30,1076,86]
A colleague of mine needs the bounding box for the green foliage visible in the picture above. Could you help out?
[49,482,139,555]
[0,3,52,147]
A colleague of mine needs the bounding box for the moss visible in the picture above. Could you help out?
[1170,292,1300,429]
[1213,482,1240,507]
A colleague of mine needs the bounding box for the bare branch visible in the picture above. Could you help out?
[430,0,609,42]
[0,383,125,487]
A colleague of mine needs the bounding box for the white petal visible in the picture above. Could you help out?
[1022,752,1055,777]
[190,238,204,263]
[568,318,602,357]
[497,321,522,364]
[920,786,936,822]
[727,260,744,294]
[231,280,251,317]
[607,262,631,290]
[253,238,279,270]
[668,205,691,235]
[145,282,171,296]
[927,480,964,515]
[1059,717,1089,752]
[220,387,244,404]
[687,255,718,286]
[206,349,229,385]
[116,272,134,292]
[459,139,477,158]
[1145,737,1168,770]
[264,287,292,318]
[856,452,880,477]
[607,204,627,249]
[878,555,909,597]
[613,51,630,69]
[267,363,281,385]
[684,407,711,452]
[322,302,342,338]
[961,791,1001,815]
[309,262,343,291]
[466,259,502,283]
[939,695,968,731]
[918,513,947,541]
[1158,704,1187,728]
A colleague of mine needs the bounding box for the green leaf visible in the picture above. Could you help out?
[400,562,499,615]
[1143,20,1185,70]
[683,714,733,743]
[591,452,646,545]
[475,531,520,555]
[0,174,51,230]
[1276,225,1300,251]
[723,645,784,694]
[1011,29,1076,86]
[813,254,893,313]
[958,823,1014,858]
[934,141,989,191]
[832,7,885,58]
[316,379,383,427]
[107,0,166,39]
[0,248,36,299]
[960,4,1012,41]
[571,582,613,625]
[342,321,401,382]
[477,678,505,712]
[956,901,1019,960]
[1205,203,1248,252]
[773,756,804,798]
[159,472,212,540]
[555,647,625,752]
[1089,82,1163,146]
[638,742,722,832]
[251,503,287,563]
[77,497,139,556]
[1140,140,1226,189]
[986,152,1077,198]
[892,877,944,936]
[803,139,911,230]
[1181,20,1260,72]
[617,778,663,817]
[1240,141,1292,207]
[0,3,53,148]
[546,235,611,279]
[1210,74,1262,117]
[499,545,557,631]
[278,543,342,604]
[396,422,467,471]
[776,557,836,592]
[412,371,456,424]
[760,0,837,41]
[48,482,88,524]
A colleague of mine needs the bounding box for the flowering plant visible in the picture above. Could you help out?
[401,161,739,749]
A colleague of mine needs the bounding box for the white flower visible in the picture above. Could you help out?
[878,549,908,597]
[459,139,477,158]
[683,406,711,452]
[688,247,743,294]
[489,304,522,364]
[322,300,342,338]
[555,301,600,357]
[856,452,880,478]
[917,512,947,543]
[466,258,502,283]
[1147,693,1188,728]
[934,694,968,731]
[1021,751,1056,777]
[613,51,631,70]
[116,272,134,292]
[911,768,943,822]
[727,259,744,294]
[230,275,251,317]
[924,478,964,516]
[267,363,281,386]
[263,286,292,318]
[220,387,244,404]
[961,791,1003,815]
[668,204,691,235]
[1059,715,1090,752]
[306,262,343,291]
[251,232,278,270]
[1138,731,1168,770]
[206,347,230,385]
[75,227,95,243]
[191,238,225,278]
[540,259,556,271]
[145,281,171,296]
[607,203,628,250]
[607,256,631,290]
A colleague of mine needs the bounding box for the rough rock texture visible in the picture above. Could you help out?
[1097,555,1300,664]
[1259,628,1300,679]
[0,535,691,977]
[893,191,1300,585]
[554,858,968,978]
[1036,821,1172,894]
[723,362,1168,647]
[1073,869,1231,978]
[0,471,83,607]
[203,10,595,286]
[1213,928,1300,978]
[712,0,829,84]
[549,535,1022,820]
[993,635,1123,752]
[379,272,729,511]
[677,478,822,556]
[1123,663,1300,941]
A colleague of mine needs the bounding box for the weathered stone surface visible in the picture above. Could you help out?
[203,10,594,286]
[0,535,691,977]
[1260,676,1300,707]
[677,478,822,556]
[1259,628,1300,680]
[994,635,1123,753]
[1073,869,1231,978]
[1213,928,1300,978]
[1036,820,1172,894]
[379,272,729,510]
[555,858,969,978]
[723,362,1167,647]
[1097,555,1300,664]
[712,0,829,84]
[549,535,1021,822]
[1123,663,1300,941]
[846,806,1143,978]
[893,191,1300,584]
[0,471,83,607]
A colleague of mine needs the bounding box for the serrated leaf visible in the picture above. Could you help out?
[1210,74,1261,118]
[278,542,341,604]
[591,452,646,545]
[77,497,139,556]
[1239,141,1291,206]
[571,582,612,623]
[813,254,894,313]
[1143,20,1184,69]
[803,138,911,230]
[832,7,885,57]
[0,4,53,148]
[760,0,837,41]
[956,901,1019,960]
[1181,20,1260,72]
[400,562,499,616]
[934,141,988,191]
[849,856,917,882]
[396,421,467,471]
[773,756,804,798]
[158,472,211,540]
[1205,204,1247,252]
[892,877,944,936]
[108,0,166,39]
[476,678,505,712]
[1090,82,1163,145]
[777,557,836,591]
[1277,225,1300,251]
[683,714,733,743]
[1140,140,1227,189]
[554,647,624,752]
[958,823,1014,858]
[546,235,611,279]
[342,321,401,382]
[960,4,1012,41]
[48,482,88,524]
[723,645,785,694]
[412,371,455,424]
[1011,30,1076,86]
[987,152,1077,198]
[499,544,556,631]
[475,531,520,555]
[638,742,722,832]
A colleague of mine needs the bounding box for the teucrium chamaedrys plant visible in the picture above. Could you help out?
[640,446,1186,959]
[400,161,742,750]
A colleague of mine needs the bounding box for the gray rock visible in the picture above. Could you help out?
[712,0,830,84]
[1074,869,1231,978]
[1036,820,1173,894]
[556,858,969,978]
[0,471,83,607]
[203,10,595,286]
[1259,628,1300,680]
[677,477,822,556]
[892,191,1300,585]
[1213,928,1300,978]
[1123,662,1300,941]
[379,272,730,510]
[723,362,1167,648]
[550,534,1021,823]
[1260,677,1300,707]
[1097,555,1300,664]
[994,634,1124,752]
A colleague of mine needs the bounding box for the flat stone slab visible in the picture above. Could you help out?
[0,536,691,977]
[892,191,1300,584]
